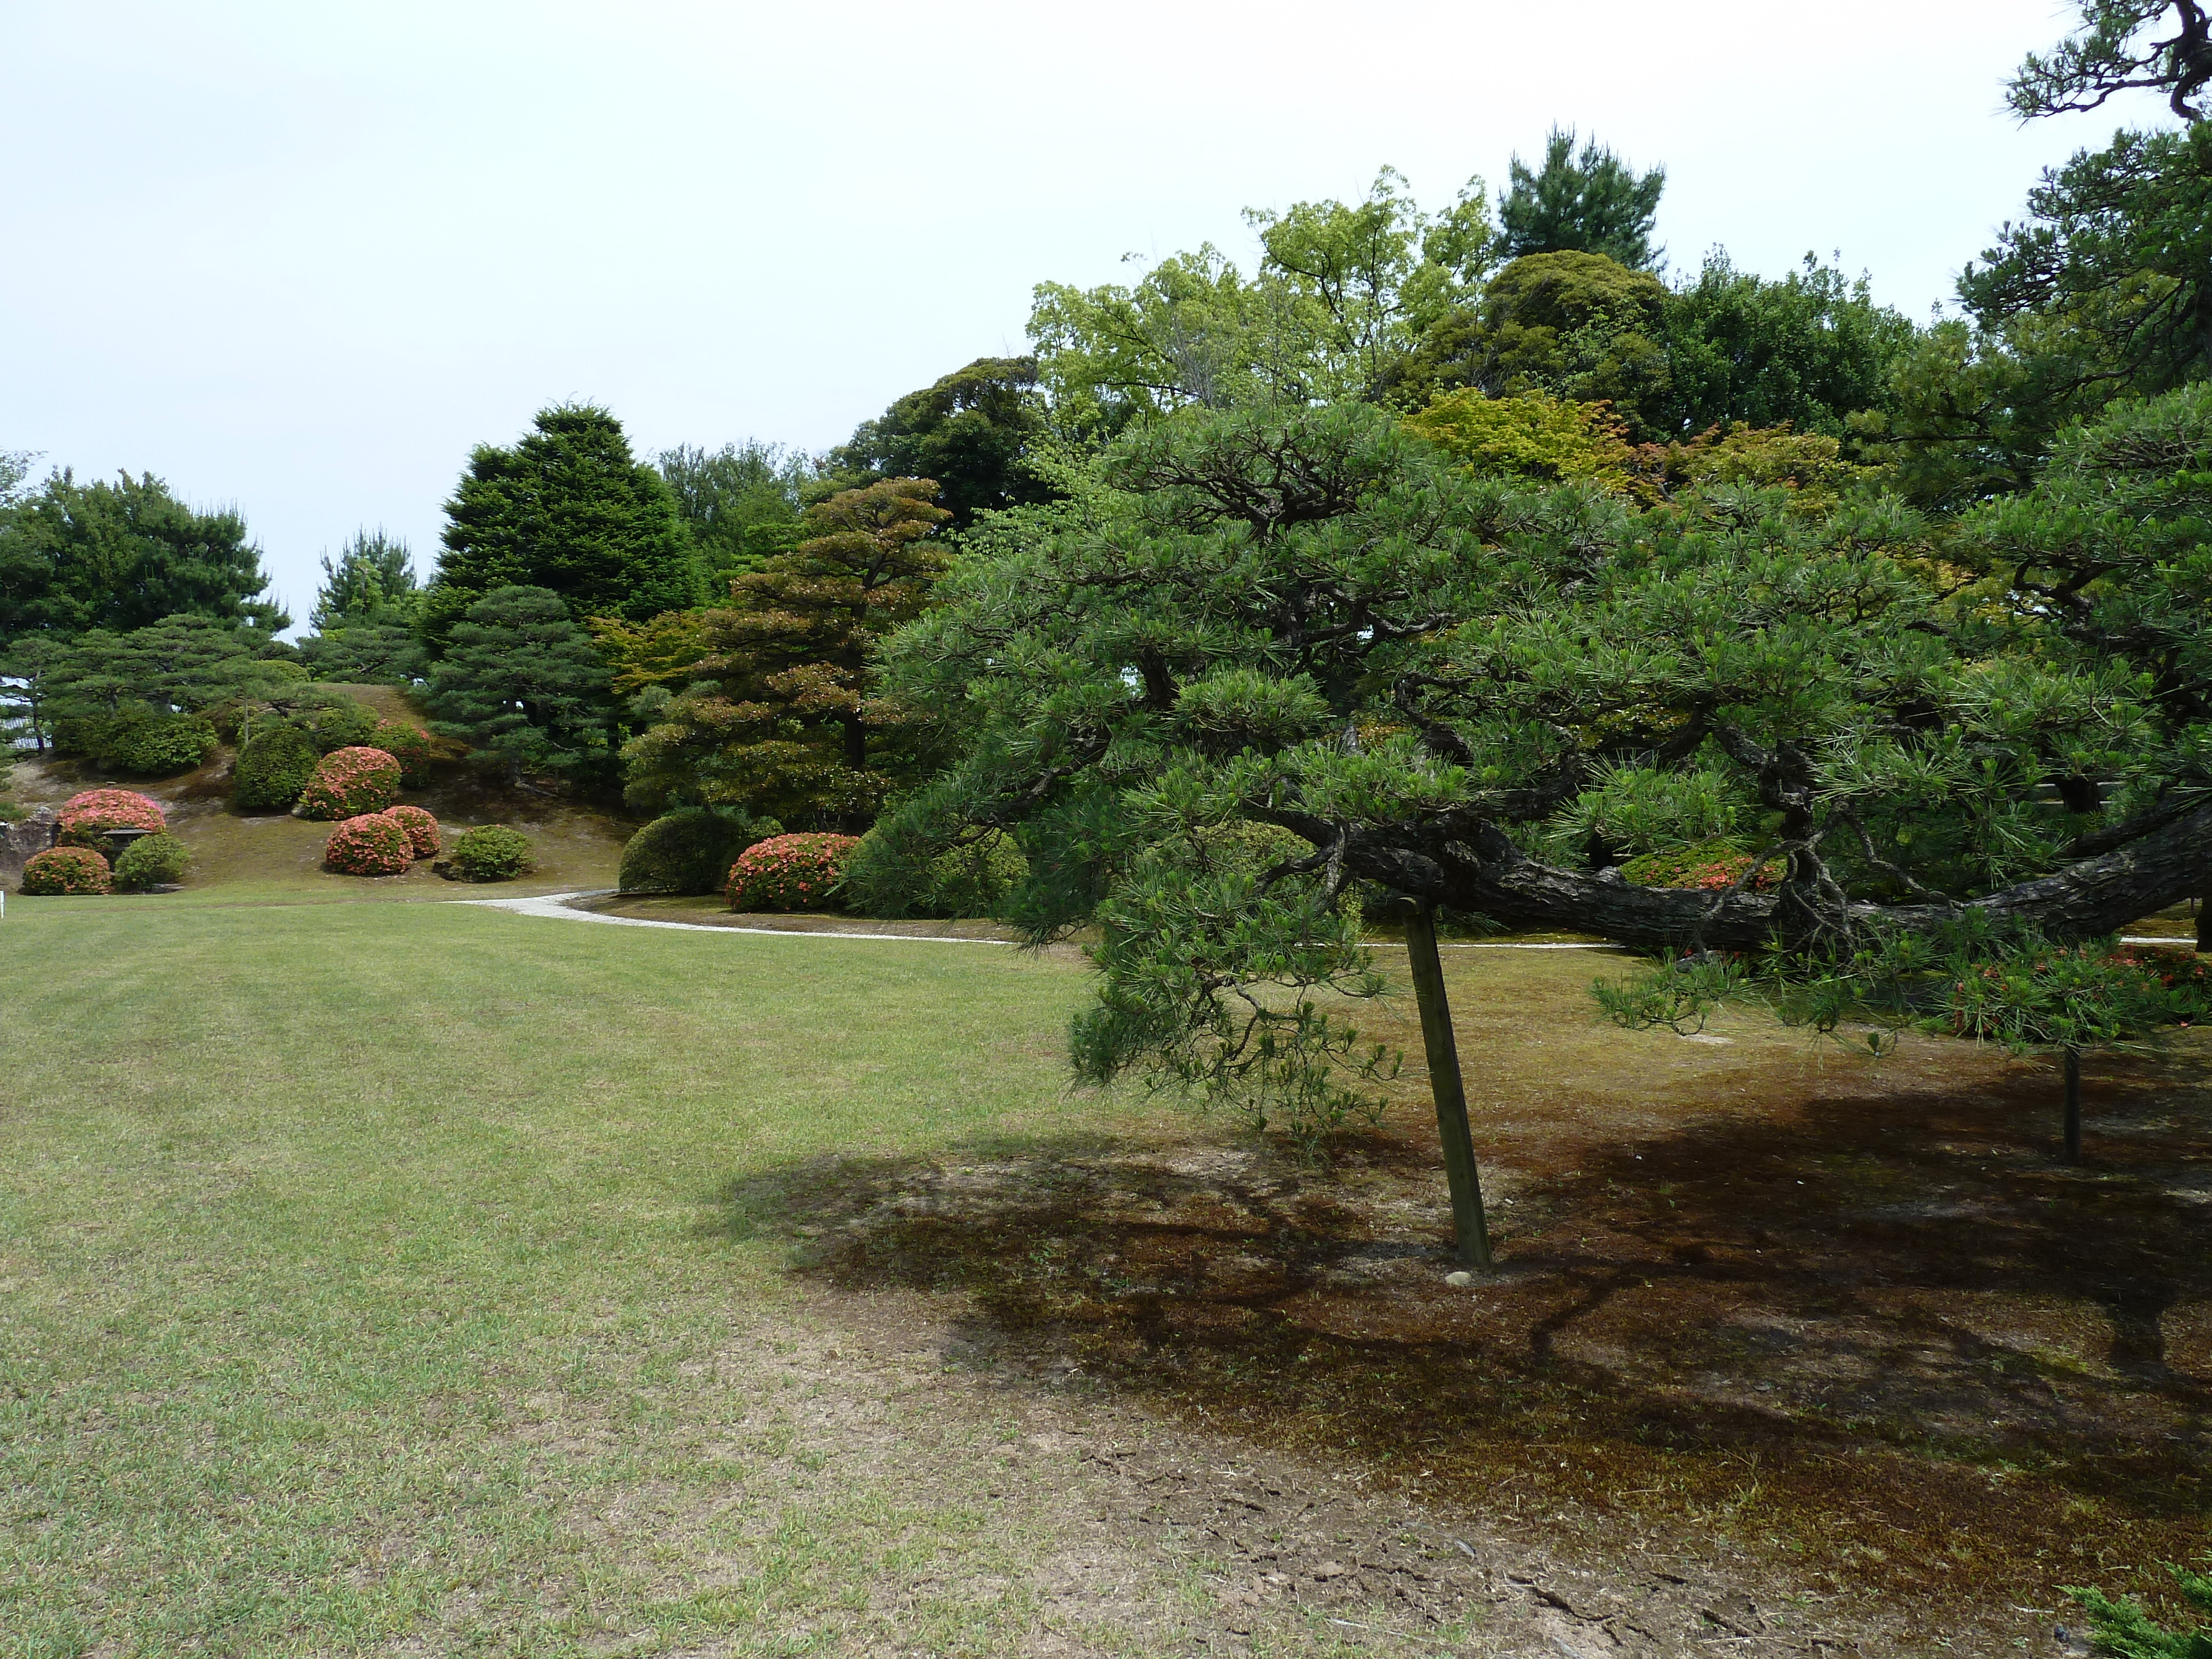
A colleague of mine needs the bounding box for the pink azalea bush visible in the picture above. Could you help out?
[324,811,414,876]
[298,746,401,821]
[385,804,441,858]
[726,832,860,912]
[20,846,113,895]
[55,788,166,848]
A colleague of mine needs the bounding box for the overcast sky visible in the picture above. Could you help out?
[0,1,2156,628]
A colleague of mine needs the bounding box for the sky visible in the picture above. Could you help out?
[0,1,2158,629]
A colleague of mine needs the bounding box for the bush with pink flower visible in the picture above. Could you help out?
[55,788,166,849]
[726,832,860,912]
[298,747,401,821]
[324,812,414,876]
[20,846,113,895]
[384,804,440,859]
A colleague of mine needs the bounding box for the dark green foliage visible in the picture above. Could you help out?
[2069,1561,2212,1658]
[448,824,534,882]
[310,529,419,632]
[424,405,696,649]
[826,358,1054,529]
[102,713,218,777]
[113,832,190,891]
[1497,127,1666,270]
[617,807,767,895]
[423,586,615,785]
[656,442,806,593]
[299,622,427,686]
[1659,252,1916,438]
[233,724,321,810]
[0,469,286,645]
[2011,1,2212,121]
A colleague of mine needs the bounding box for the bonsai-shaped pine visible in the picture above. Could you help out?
[423,586,616,787]
[864,394,2212,1265]
[620,479,951,828]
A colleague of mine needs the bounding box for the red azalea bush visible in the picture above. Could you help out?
[20,846,113,895]
[385,804,440,858]
[1618,838,1780,894]
[55,787,166,848]
[324,811,414,876]
[726,832,860,912]
[298,746,401,820]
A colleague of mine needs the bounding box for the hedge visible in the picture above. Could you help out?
[21,847,113,895]
[113,833,191,891]
[449,825,534,882]
[234,724,322,810]
[56,789,166,848]
[618,808,761,895]
[324,812,414,876]
[385,804,440,859]
[727,833,860,912]
[298,747,401,820]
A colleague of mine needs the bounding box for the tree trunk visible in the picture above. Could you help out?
[2063,1046,2083,1165]
[1402,901,1493,1269]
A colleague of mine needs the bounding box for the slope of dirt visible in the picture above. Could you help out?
[8,686,635,899]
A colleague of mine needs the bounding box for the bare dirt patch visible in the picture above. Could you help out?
[715,950,2210,1654]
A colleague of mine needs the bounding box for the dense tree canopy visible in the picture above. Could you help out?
[825,357,1055,529]
[0,471,286,645]
[424,405,696,649]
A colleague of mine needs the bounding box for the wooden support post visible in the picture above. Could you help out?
[1403,900,1493,1269]
[2063,1046,2083,1165]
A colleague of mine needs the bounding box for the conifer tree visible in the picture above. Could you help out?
[422,405,696,650]
[620,479,951,826]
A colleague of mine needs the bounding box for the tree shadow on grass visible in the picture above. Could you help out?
[708,1057,2212,1612]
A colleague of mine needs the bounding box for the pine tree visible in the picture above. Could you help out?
[621,479,950,825]
[422,405,696,650]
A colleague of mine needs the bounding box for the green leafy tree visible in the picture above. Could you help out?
[423,405,696,650]
[1030,169,1495,426]
[422,586,617,785]
[1496,127,1666,270]
[657,441,808,591]
[866,399,2212,1240]
[825,358,1055,529]
[2012,1,2212,120]
[621,480,951,825]
[1659,252,1916,438]
[0,470,287,645]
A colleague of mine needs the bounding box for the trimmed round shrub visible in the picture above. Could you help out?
[233,724,322,810]
[297,747,401,820]
[385,804,440,859]
[113,832,191,891]
[368,719,435,785]
[450,824,535,883]
[107,713,220,777]
[324,812,414,876]
[21,846,113,895]
[726,833,860,912]
[56,788,166,848]
[618,808,761,895]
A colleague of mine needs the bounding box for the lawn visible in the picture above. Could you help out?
[4,890,2207,1656]
[0,897,1177,1657]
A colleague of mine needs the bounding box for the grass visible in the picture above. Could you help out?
[0,897,1154,1657]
